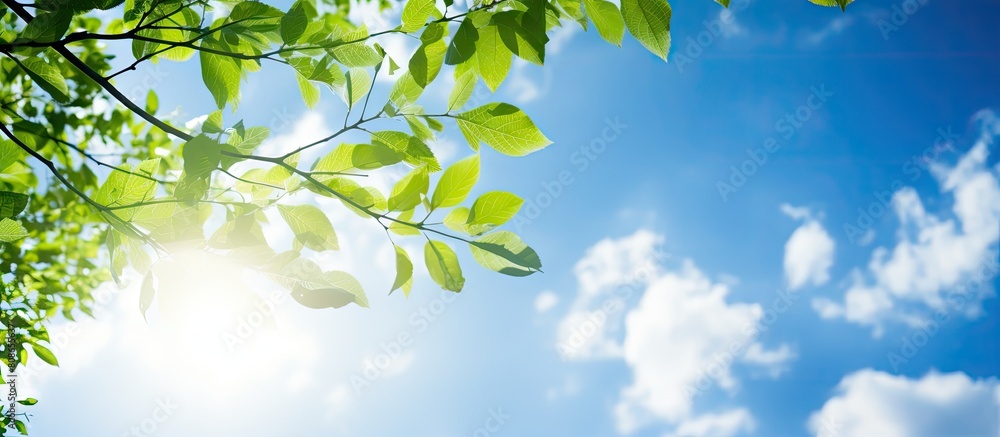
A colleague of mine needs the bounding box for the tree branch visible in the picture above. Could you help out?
[0,0,194,142]
[0,123,165,252]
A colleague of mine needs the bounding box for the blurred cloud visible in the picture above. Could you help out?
[535,291,560,313]
[808,370,1000,437]
[800,15,855,47]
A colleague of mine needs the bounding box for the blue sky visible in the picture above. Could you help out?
[14,0,1000,436]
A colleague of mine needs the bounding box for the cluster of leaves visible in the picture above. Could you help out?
[0,0,850,432]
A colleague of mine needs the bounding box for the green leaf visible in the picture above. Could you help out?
[445,17,478,65]
[322,270,369,307]
[18,57,70,103]
[401,0,440,32]
[275,258,368,308]
[0,218,27,243]
[16,398,38,406]
[277,204,339,252]
[466,191,523,235]
[391,245,414,296]
[31,343,58,366]
[351,144,404,169]
[146,90,159,114]
[443,207,470,234]
[410,23,448,87]
[295,71,321,109]
[370,131,441,171]
[281,1,309,44]
[331,27,384,67]
[808,0,853,10]
[0,192,28,218]
[715,0,731,6]
[20,9,72,43]
[472,24,513,92]
[93,159,160,211]
[291,283,356,309]
[203,110,224,134]
[405,114,435,141]
[585,0,626,46]
[448,63,477,112]
[200,37,243,109]
[389,72,424,107]
[492,9,548,65]
[0,141,24,172]
[621,0,672,61]
[337,68,372,108]
[455,103,551,156]
[230,1,285,23]
[312,144,354,174]
[431,154,479,209]
[182,135,222,180]
[227,126,270,155]
[424,240,465,292]
[388,166,429,211]
[470,230,542,276]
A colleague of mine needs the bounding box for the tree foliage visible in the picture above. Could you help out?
[0,0,850,430]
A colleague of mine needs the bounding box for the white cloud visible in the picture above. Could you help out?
[666,409,755,437]
[613,260,791,435]
[255,111,333,162]
[808,370,1000,437]
[713,7,746,39]
[742,343,795,378]
[535,291,559,313]
[502,22,576,104]
[781,205,836,290]
[547,22,580,55]
[506,59,552,104]
[779,204,812,221]
[801,15,855,47]
[813,128,1000,334]
[557,230,665,359]
[557,231,792,436]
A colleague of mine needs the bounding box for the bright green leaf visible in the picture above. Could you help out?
[455,103,551,156]
[277,204,339,251]
[31,343,58,366]
[388,166,429,211]
[466,191,524,235]
[448,63,477,111]
[621,0,672,61]
[585,0,626,46]
[18,57,70,104]
[410,23,448,87]
[401,0,440,32]
[431,154,479,209]
[0,218,27,243]
[424,240,465,292]
[391,245,414,296]
[472,24,513,92]
[443,207,470,234]
[470,230,542,276]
